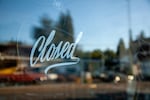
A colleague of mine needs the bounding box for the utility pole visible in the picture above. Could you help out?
[127,0,132,32]
[127,0,133,72]
[126,1,137,100]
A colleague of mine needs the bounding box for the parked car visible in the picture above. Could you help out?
[0,67,47,85]
[93,70,134,83]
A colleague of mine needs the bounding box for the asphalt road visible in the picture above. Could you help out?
[0,82,150,100]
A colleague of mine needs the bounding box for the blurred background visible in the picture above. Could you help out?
[0,0,150,100]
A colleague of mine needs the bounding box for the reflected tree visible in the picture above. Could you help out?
[32,11,74,44]
[91,50,104,59]
[55,11,74,44]
[32,15,53,41]
[116,38,126,59]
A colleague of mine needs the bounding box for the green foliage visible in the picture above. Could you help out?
[77,49,116,60]
[32,11,74,44]
[116,38,126,58]
[104,49,116,60]
[91,50,104,59]
[104,49,117,70]
[32,16,53,40]
[82,51,91,59]
[55,11,74,44]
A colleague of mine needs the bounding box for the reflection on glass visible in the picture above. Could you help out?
[0,0,150,100]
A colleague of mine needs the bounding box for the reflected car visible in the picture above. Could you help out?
[93,71,134,83]
[0,67,47,85]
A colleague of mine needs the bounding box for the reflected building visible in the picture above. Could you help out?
[117,31,150,78]
[129,32,150,79]
[0,42,31,69]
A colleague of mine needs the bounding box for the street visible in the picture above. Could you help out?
[0,82,150,100]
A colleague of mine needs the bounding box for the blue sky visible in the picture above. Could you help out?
[0,0,150,51]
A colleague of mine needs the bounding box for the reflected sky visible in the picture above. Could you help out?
[0,0,150,51]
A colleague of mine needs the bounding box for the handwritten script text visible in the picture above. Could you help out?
[30,30,82,74]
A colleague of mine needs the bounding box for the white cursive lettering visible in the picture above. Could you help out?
[30,30,83,74]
